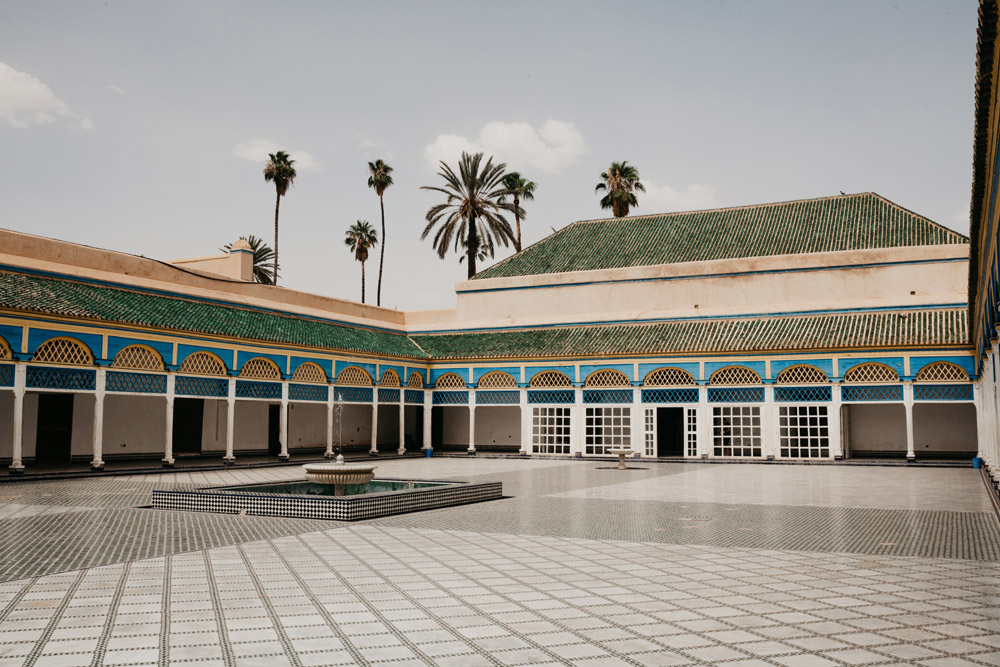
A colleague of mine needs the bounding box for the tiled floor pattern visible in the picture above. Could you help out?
[551,465,994,512]
[0,459,997,665]
[0,526,999,667]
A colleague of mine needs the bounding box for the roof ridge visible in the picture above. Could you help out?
[868,193,970,242]
[569,192,881,225]
[411,305,967,338]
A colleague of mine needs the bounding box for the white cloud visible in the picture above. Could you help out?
[424,120,585,174]
[232,139,321,171]
[636,181,721,214]
[0,61,93,130]
[105,84,125,96]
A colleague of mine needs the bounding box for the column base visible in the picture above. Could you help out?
[518,449,528,456]
[161,459,175,468]
[8,466,24,475]
[467,450,476,456]
[223,457,236,466]
[397,448,406,456]
[277,454,290,462]
[906,456,916,463]
[324,452,337,459]
[834,455,843,461]
[369,451,379,457]
[90,463,104,471]
[766,455,774,461]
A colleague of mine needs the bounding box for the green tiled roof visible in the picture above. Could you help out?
[411,309,968,360]
[475,193,969,280]
[0,272,426,359]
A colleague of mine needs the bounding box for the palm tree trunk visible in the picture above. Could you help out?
[467,211,478,279]
[361,260,366,304]
[514,194,522,253]
[273,192,281,286]
[377,195,385,307]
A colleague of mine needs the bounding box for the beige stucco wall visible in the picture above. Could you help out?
[289,403,327,450]
[0,228,406,330]
[474,406,521,448]
[432,245,969,331]
[103,395,166,455]
[168,252,252,282]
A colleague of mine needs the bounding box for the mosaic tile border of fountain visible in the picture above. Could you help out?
[150,479,503,521]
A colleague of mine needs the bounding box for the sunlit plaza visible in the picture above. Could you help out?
[0,457,997,667]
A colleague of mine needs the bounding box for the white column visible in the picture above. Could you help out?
[467,389,476,454]
[572,386,584,457]
[519,387,529,455]
[698,385,710,458]
[830,382,843,460]
[91,367,106,470]
[325,387,335,458]
[398,397,405,455]
[163,374,175,466]
[422,391,432,450]
[631,386,642,457]
[224,377,235,463]
[9,364,25,473]
[763,383,776,460]
[904,382,915,461]
[278,381,289,460]
[370,389,379,456]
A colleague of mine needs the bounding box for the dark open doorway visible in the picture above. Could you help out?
[35,393,74,465]
[173,398,203,455]
[268,404,281,455]
[657,407,684,457]
[431,406,444,447]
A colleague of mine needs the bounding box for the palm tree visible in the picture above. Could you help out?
[344,220,378,304]
[421,152,522,279]
[595,160,645,217]
[263,151,297,286]
[458,231,495,265]
[221,235,277,284]
[367,159,394,307]
[501,172,537,252]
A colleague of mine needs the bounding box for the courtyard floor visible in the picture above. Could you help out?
[0,458,997,667]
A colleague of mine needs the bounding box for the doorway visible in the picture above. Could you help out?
[268,404,281,455]
[35,393,74,465]
[657,407,685,456]
[173,398,204,455]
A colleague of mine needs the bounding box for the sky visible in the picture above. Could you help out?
[0,0,980,311]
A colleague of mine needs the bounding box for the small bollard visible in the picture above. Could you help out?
[425,448,433,458]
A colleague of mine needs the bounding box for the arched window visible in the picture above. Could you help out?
[478,371,517,388]
[643,367,696,386]
[0,336,12,361]
[434,372,466,389]
[529,370,573,387]
[32,337,93,366]
[407,372,425,388]
[177,351,227,376]
[585,369,631,387]
[336,366,372,386]
[291,362,327,383]
[380,370,401,387]
[915,361,968,382]
[843,363,899,384]
[775,365,827,384]
[239,357,281,379]
[111,345,164,371]
[709,366,762,385]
